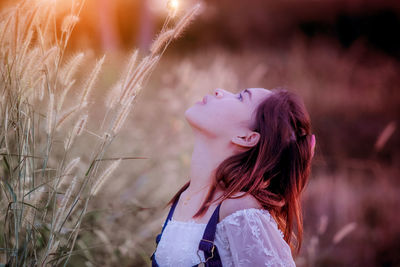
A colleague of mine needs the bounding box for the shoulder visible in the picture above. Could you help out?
[219,191,264,221]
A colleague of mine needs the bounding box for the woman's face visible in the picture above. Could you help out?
[184,88,272,146]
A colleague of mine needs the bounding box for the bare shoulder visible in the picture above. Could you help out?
[219,191,263,221]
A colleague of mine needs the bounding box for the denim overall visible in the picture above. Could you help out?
[150,193,223,267]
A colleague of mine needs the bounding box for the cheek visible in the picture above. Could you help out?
[204,104,248,131]
[185,101,250,136]
[204,103,233,119]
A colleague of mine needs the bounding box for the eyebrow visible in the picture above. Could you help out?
[243,89,252,100]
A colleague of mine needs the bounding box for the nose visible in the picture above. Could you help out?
[213,88,224,98]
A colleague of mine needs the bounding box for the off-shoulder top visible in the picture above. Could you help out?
[154,206,296,267]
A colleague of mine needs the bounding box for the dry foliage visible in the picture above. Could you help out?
[0,0,201,265]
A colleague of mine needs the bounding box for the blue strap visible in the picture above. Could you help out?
[156,197,179,244]
[150,197,179,264]
[197,203,223,266]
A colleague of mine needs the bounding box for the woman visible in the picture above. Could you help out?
[150,87,316,266]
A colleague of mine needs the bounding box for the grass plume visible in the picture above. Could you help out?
[0,0,201,265]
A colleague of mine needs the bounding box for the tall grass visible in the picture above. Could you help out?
[0,0,202,265]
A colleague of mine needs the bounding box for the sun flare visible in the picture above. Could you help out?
[167,0,179,16]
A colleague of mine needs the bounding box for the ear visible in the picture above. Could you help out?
[310,134,316,158]
[231,131,260,148]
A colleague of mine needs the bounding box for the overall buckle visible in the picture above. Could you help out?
[197,238,215,264]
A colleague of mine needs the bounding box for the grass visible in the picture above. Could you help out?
[0,0,202,265]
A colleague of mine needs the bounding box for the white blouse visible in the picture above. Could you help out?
[154,208,296,267]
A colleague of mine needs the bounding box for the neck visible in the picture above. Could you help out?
[186,133,233,196]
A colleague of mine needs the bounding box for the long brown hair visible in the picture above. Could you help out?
[164,88,314,254]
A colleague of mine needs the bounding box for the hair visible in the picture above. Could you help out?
[164,88,314,255]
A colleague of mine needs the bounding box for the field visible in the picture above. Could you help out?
[1,0,399,266]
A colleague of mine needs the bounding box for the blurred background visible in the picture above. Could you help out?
[1,0,399,266]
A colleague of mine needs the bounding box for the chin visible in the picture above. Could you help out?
[184,106,197,125]
[184,102,201,116]
[184,106,207,131]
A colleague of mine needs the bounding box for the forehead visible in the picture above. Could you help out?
[237,88,271,128]
[247,88,272,103]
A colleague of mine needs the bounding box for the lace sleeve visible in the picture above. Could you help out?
[222,208,296,267]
